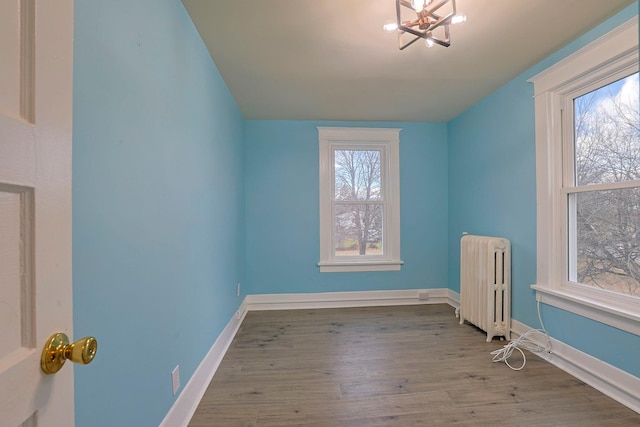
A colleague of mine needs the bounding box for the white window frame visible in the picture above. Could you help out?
[529,17,640,335]
[317,127,403,272]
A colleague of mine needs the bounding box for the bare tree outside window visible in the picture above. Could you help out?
[573,72,640,297]
[333,150,383,256]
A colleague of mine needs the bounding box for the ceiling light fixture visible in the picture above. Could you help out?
[383,0,466,50]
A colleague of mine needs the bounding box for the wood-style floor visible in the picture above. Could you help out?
[188,304,640,426]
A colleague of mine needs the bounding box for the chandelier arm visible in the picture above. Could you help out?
[401,19,421,28]
[399,25,430,39]
[396,0,404,27]
[424,0,451,17]
[429,26,451,47]
[430,36,450,47]
[398,33,424,50]
[425,13,455,31]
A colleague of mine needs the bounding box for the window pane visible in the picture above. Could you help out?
[572,187,640,297]
[574,73,639,186]
[334,150,382,201]
[334,204,383,256]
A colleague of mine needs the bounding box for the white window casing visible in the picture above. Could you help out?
[529,17,640,335]
[318,127,403,272]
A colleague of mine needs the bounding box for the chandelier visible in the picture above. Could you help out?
[383,0,466,50]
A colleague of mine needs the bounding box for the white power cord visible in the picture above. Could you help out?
[490,301,552,371]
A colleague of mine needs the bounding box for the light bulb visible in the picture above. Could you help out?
[451,14,467,25]
[411,0,425,12]
[383,22,398,32]
[425,37,435,48]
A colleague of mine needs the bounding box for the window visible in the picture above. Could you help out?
[317,127,402,272]
[530,17,639,335]
[570,75,640,297]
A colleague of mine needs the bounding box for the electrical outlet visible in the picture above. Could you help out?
[418,290,429,300]
[237,282,241,297]
[171,365,180,396]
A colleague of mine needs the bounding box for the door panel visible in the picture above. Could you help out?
[0,186,34,361]
[0,0,74,426]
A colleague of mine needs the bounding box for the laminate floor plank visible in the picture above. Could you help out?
[189,304,640,426]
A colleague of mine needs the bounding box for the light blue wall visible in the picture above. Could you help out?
[73,1,244,426]
[244,121,448,295]
[448,3,639,377]
[447,74,537,323]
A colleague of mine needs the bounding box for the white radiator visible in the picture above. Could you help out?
[459,235,511,342]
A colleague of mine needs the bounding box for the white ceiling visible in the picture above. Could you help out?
[183,0,636,122]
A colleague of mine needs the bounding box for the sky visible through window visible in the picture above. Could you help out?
[575,73,638,146]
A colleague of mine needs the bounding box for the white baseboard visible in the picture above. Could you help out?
[511,319,640,414]
[447,289,460,308]
[159,299,248,427]
[245,288,451,311]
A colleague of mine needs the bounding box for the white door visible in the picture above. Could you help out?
[0,0,75,426]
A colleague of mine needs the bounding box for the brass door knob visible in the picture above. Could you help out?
[41,333,98,374]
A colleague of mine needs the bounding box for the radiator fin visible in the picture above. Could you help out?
[459,235,511,342]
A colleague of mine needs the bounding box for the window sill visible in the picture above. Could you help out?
[531,284,640,336]
[317,260,404,273]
